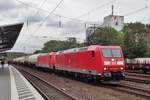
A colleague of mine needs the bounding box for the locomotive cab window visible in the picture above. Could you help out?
[101,49,112,57]
[101,49,122,57]
[112,49,122,57]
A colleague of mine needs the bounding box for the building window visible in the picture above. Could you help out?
[116,21,118,25]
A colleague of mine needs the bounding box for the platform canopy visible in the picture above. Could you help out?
[0,23,23,52]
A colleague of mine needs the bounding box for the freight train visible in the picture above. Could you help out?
[11,45,125,83]
[126,58,150,73]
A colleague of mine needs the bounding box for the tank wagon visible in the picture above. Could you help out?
[126,58,150,73]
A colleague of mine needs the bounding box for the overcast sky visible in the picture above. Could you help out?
[0,0,150,53]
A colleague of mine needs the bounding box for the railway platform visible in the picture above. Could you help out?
[0,64,44,100]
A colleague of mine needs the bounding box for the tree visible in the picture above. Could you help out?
[6,52,27,59]
[145,24,150,57]
[33,50,41,54]
[122,22,148,58]
[40,40,85,53]
[89,27,123,45]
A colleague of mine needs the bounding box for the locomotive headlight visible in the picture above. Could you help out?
[104,67,107,70]
[117,61,124,65]
[120,67,124,70]
[111,59,115,61]
[104,61,111,65]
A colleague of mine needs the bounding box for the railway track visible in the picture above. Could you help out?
[15,65,150,100]
[126,70,150,75]
[113,73,150,99]
[127,72,150,78]
[90,81,150,99]
[107,84,150,99]
[19,69,77,100]
[125,77,150,84]
[125,72,150,84]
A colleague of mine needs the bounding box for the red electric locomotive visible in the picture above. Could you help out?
[54,45,125,82]
[36,54,50,68]
[36,52,56,68]
[37,45,125,82]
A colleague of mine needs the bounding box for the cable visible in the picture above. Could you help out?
[139,18,150,22]
[28,0,48,25]
[31,0,64,36]
[16,0,74,49]
[23,0,64,44]
[15,0,81,22]
[26,0,48,38]
[54,13,83,22]
[15,0,95,23]
[16,0,150,23]
[35,0,48,15]
[30,35,85,41]
[74,0,116,19]
[17,0,89,43]
[15,1,90,31]
[123,5,150,17]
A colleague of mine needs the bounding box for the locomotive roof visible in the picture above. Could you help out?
[59,47,88,53]
[0,23,23,52]
[89,45,121,48]
[57,45,121,54]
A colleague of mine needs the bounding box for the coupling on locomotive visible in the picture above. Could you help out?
[11,45,125,83]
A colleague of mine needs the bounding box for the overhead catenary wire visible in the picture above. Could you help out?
[15,0,95,42]
[16,0,150,31]
[74,0,150,21]
[15,0,83,23]
[74,0,117,19]
[16,0,48,51]
[16,0,150,37]
[138,18,150,23]
[31,0,64,36]
[15,0,150,24]
[14,0,150,53]
[15,0,80,52]
[29,35,85,41]
[15,0,89,42]
[27,0,48,25]
[15,0,110,24]
[123,5,150,17]
[16,0,115,29]
[25,0,64,46]
[35,0,48,15]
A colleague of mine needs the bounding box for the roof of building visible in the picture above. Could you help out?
[0,23,23,52]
